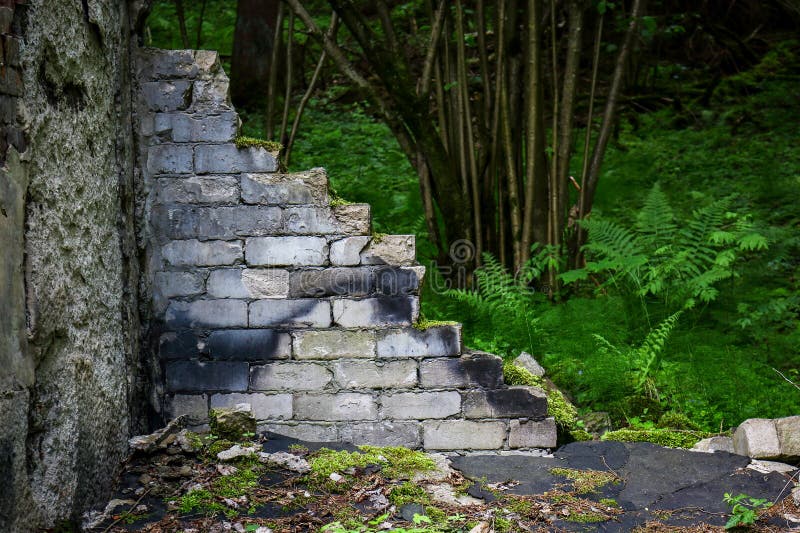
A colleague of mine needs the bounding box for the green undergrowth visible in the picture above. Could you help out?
[601,428,708,449]
[306,446,435,491]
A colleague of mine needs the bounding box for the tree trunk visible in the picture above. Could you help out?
[230,0,280,110]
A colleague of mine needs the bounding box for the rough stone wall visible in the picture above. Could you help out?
[137,49,557,452]
[0,1,141,530]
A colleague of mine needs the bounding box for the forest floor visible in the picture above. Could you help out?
[83,431,799,533]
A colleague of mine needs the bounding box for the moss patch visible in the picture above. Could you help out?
[388,482,430,506]
[549,467,620,495]
[307,446,435,491]
[503,363,581,436]
[234,136,282,152]
[413,319,458,330]
[601,428,707,448]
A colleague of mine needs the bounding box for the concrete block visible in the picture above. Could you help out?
[165,299,247,328]
[241,170,327,205]
[333,360,417,389]
[375,266,423,296]
[332,204,371,234]
[245,236,328,266]
[420,352,504,389]
[136,49,198,79]
[339,421,421,447]
[155,111,238,142]
[195,144,277,173]
[377,326,462,358]
[360,235,416,265]
[206,329,291,360]
[462,387,548,419]
[775,416,800,459]
[423,420,507,450]
[141,80,192,111]
[508,418,557,448]
[159,331,202,360]
[211,393,292,421]
[154,205,282,240]
[332,296,419,328]
[250,362,332,391]
[259,422,338,443]
[330,236,370,266]
[283,205,370,235]
[290,267,375,298]
[249,299,331,327]
[162,239,243,267]
[154,270,205,298]
[147,144,193,174]
[293,330,376,360]
[155,176,239,204]
[165,394,209,425]
[294,393,377,421]
[207,268,290,299]
[734,418,781,459]
[381,392,461,420]
[165,361,249,392]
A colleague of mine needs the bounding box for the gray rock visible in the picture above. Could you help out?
[747,459,797,474]
[734,418,781,459]
[129,416,188,453]
[513,352,546,377]
[692,436,734,454]
[258,451,311,473]
[217,444,259,461]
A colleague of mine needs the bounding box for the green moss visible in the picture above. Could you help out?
[657,412,701,431]
[494,516,512,532]
[549,467,620,495]
[371,232,387,244]
[307,446,435,490]
[211,461,261,498]
[206,438,236,457]
[413,319,458,330]
[388,482,430,506]
[601,428,707,448]
[503,363,580,437]
[565,511,608,523]
[234,136,282,152]
[177,488,228,516]
[599,498,619,508]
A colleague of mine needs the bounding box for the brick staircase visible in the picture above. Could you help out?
[136,48,556,451]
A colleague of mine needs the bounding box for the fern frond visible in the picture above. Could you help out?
[636,183,677,249]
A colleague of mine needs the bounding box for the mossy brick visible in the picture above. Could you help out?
[153,205,282,240]
[165,299,247,328]
[206,329,291,360]
[360,235,416,265]
[136,49,198,79]
[245,236,328,266]
[330,236,370,265]
[420,352,504,389]
[289,267,375,298]
[462,387,548,419]
[508,418,557,448]
[147,144,193,174]
[293,393,377,421]
[241,170,327,205]
[422,420,507,450]
[155,176,239,204]
[161,239,242,266]
[249,299,331,327]
[211,392,292,421]
[154,111,238,142]
[333,360,418,389]
[339,421,421,447]
[165,361,249,392]
[195,144,278,173]
[207,268,290,299]
[250,362,332,391]
[154,270,205,298]
[259,422,338,442]
[377,326,462,357]
[332,296,419,328]
[141,81,192,111]
[381,392,461,420]
[292,330,376,360]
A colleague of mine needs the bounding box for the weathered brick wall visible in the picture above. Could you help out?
[135,49,556,451]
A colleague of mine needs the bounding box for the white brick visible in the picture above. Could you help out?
[360,235,416,265]
[162,239,242,267]
[292,330,376,360]
[155,176,239,204]
[339,421,421,447]
[250,363,332,391]
[294,393,377,421]
[330,236,370,266]
[508,418,557,448]
[381,392,461,420]
[165,299,247,328]
[154,271,205,298]
[207,268,290,299]
[333,360,417,389]
[246,236,328,266]
[211,393,292,421]
[332,297,418,328]
[259,422,338,442]
[423,420,507,450]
